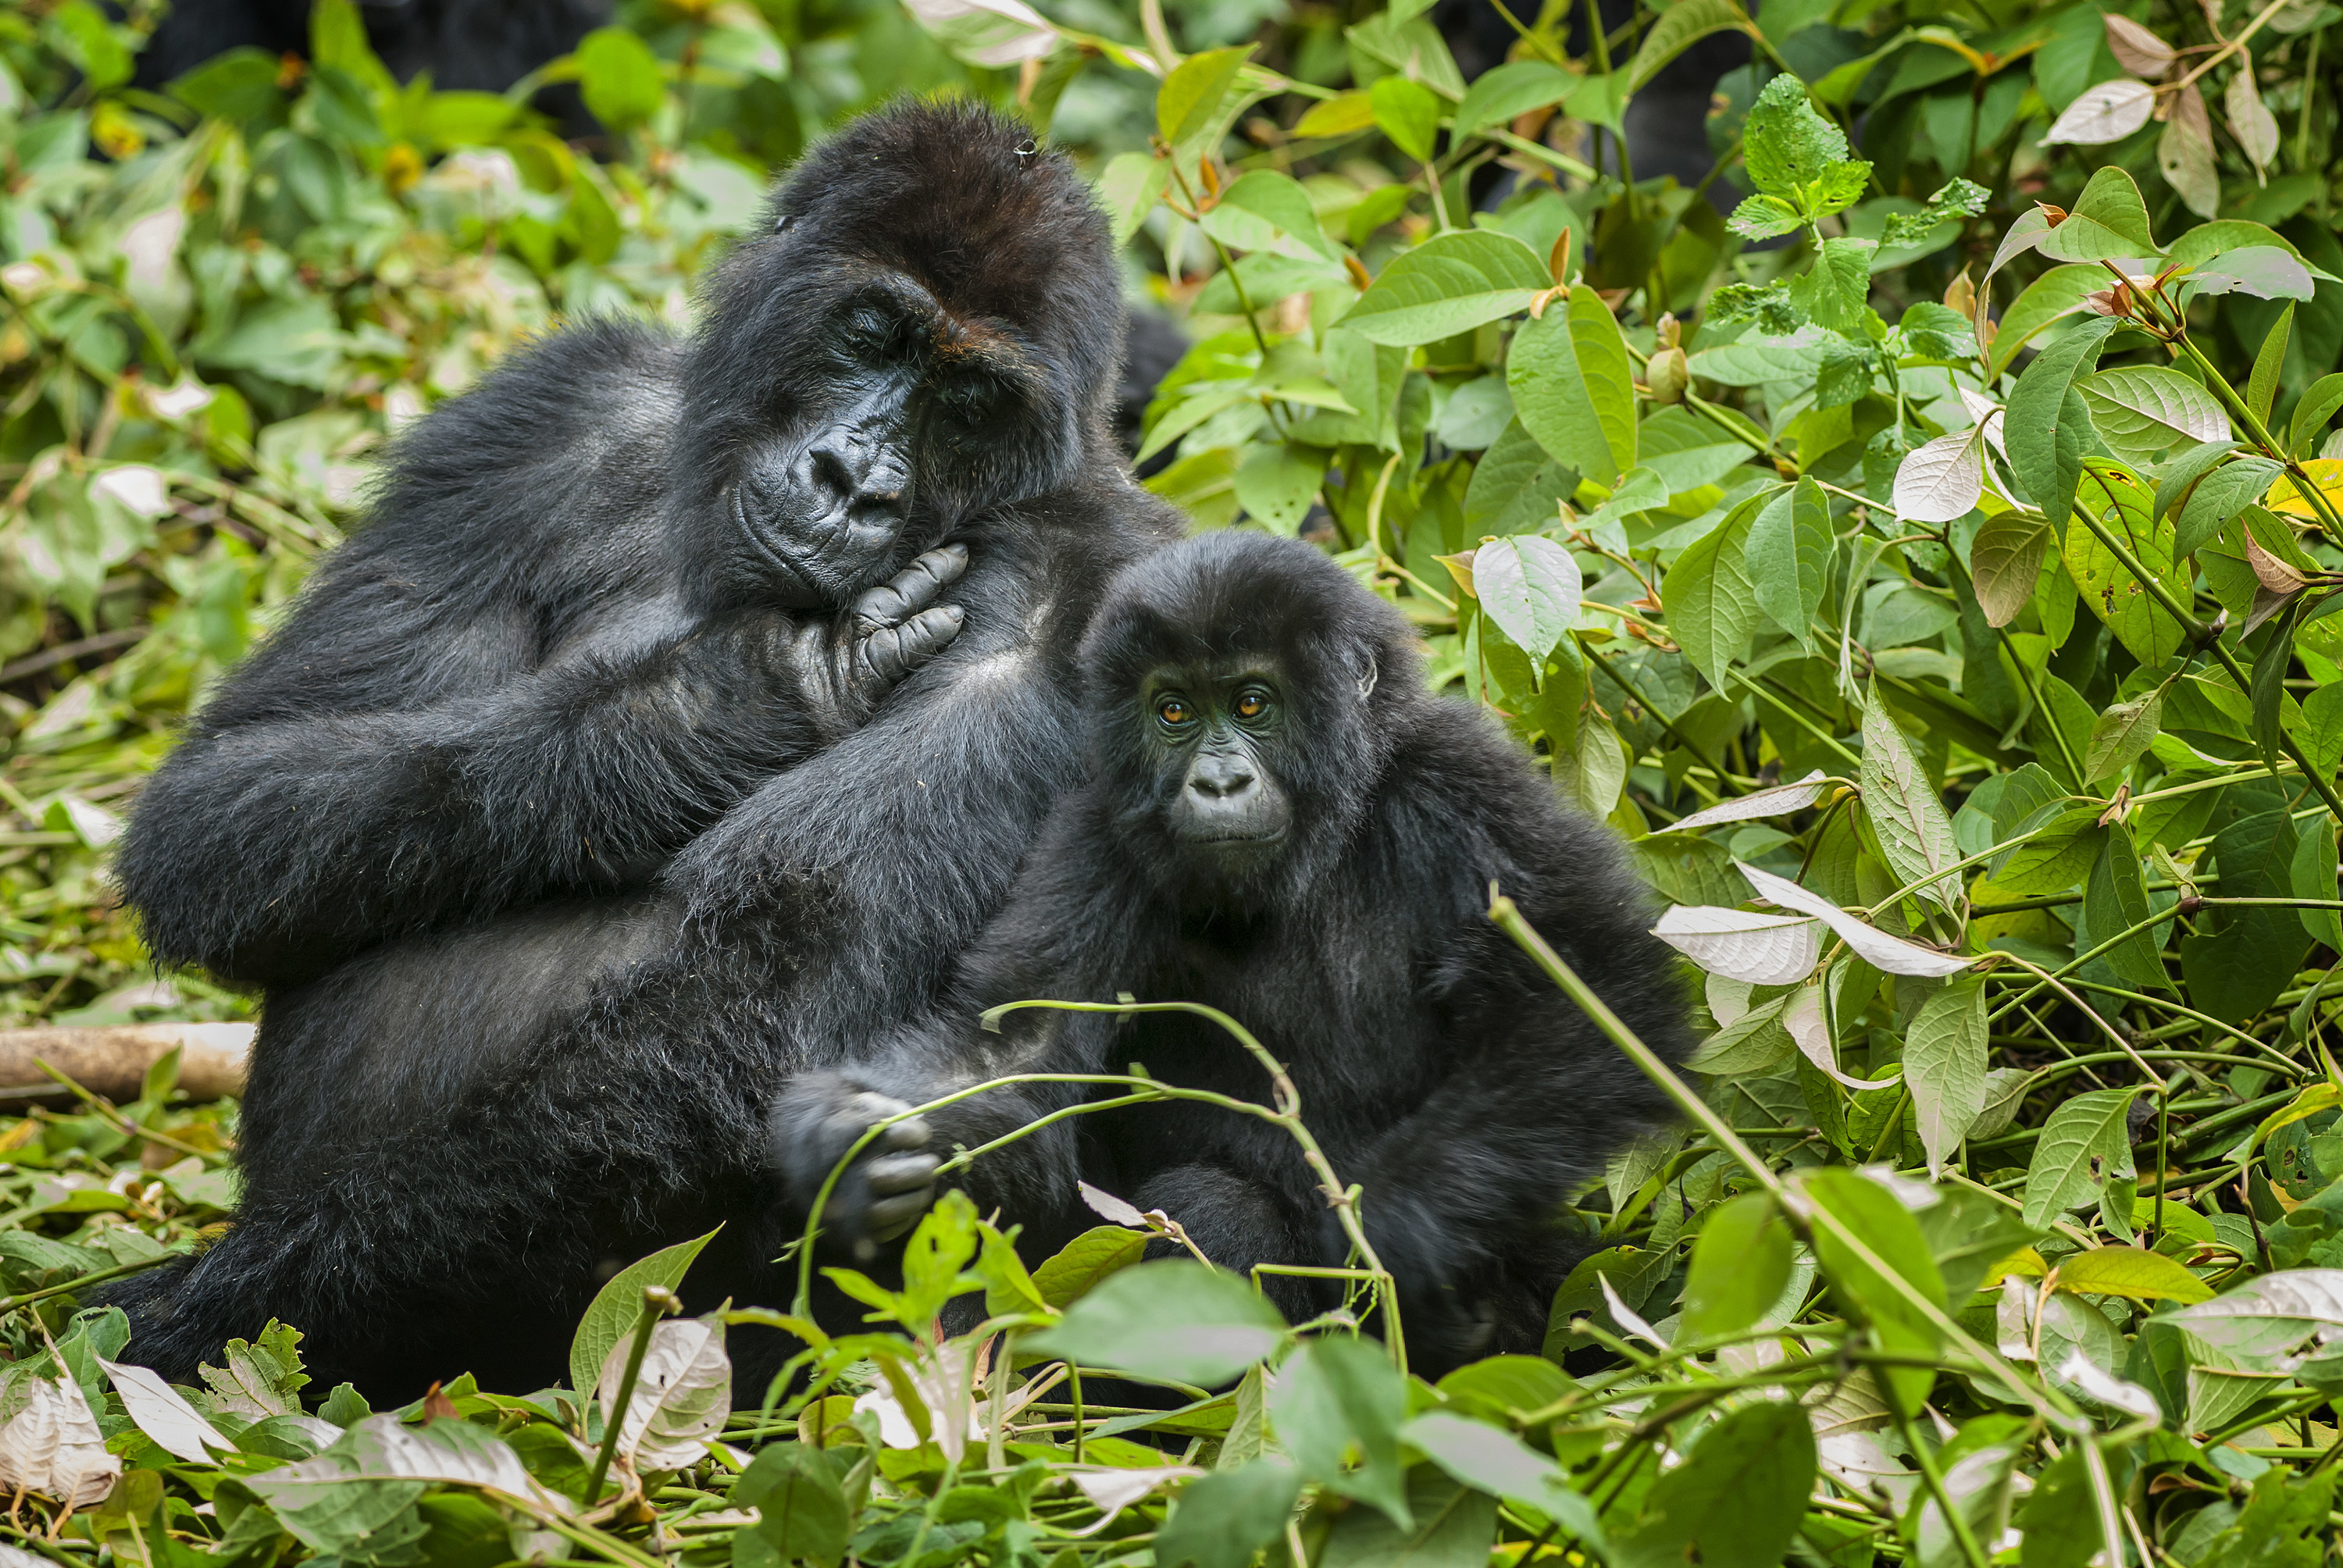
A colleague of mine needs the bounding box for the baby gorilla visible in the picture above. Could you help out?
[776,531,1692,1372]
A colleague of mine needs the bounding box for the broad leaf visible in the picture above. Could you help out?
[1342,231,1550,347]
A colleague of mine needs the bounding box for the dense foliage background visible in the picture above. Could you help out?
[2,0,2343,1564]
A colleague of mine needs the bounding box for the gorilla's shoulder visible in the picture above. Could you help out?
[353,319,686,566]
[1372,695,1639,880]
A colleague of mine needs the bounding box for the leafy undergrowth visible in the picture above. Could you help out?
[7,0,2343,1564]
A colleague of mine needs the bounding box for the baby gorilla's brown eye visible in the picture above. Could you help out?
[1235,690,1269,719]
[1157,697,1193,726]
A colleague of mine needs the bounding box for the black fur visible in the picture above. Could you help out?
[105,101,1184,1399]
[785,533,1692,1376]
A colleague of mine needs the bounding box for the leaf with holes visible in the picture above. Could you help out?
[2022,1086,2141,1229]
[2042,79,2156,148]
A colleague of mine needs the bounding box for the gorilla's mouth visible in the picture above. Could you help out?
[1184,828,1289,848]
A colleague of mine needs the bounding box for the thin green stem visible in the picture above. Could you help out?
[584,1285,680,1502]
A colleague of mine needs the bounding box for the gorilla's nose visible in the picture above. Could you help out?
[1189,752,1257,800]
[811,433,905,507]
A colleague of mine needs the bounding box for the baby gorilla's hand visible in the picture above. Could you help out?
[771,1073,940,1261]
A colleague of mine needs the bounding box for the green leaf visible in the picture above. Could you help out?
[1098,152,1172,248]
[1022,1225,1147,1311]
[1403,1413,1607,1551]
[1157,48,1255,148]
[1663,492,1765,687]
[2079,365,2228,465]
[2248,303,2294,424]
[1342,231,1550,347]
[1740,72,1863,203]
[1233,444,1327,532]
[2034,167,2161,262]
[309,0,395,97]
[1614,1401,1815,1568]
[2288,372,2343,457]
[1473,536,1581,665]
[2250,599,2303,767]
[2062,462,2186,666]
[1369,77,1441,162]
[2053,1245,2213,1304]
[1453,62,1574,136]
[1271,1336,1411,1525]
[1316,1468,1496,1568]
[1295,93,1376,137]
[1157,1459,1304,1568]
[568,1228,716,1399]
[1629,0,1750,92]
[1020,1260,1286,1385]
[2151,437,2240,526]
[2181,808,2310,1024]
[2084,692,2161,783]
[2291,811,2343,954]
[1860,690,1963,913]
[2295,679,2343,777]
[1906,975,1988,1173]
[1746,476,1830,651]
[2172,454,2281,558]
[577,26,665,132]
[1968,509,2054,628]
[1992,807,2104,896]
[1681,1192,1795,1338]
[733,1445,848,1568]
[2082,823,2168,991]
[2006,316,2117,530]
[2021,1086,2140,1229]
[166,48,286,119]
[1985,265,2106,380]
[2017,1451,2102,1568]
[1462,418,1578,535]
[1805,1167,1945,1411]
[1201,171,1336,262]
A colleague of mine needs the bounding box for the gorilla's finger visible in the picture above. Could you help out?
[854,543,971,628]
[863,1151,939,1196]
[858,607,964,686]
[875,1114,933,1153]
[865,1187,939,1241]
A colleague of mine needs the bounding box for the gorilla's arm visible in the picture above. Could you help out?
[119,549,964,989]
[1314,813,1687,1317]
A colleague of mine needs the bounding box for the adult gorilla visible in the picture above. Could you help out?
[107,101,1183,1399]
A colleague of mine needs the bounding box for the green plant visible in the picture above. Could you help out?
[5,0,2343,1561]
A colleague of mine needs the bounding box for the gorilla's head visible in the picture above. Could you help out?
[682,99,1124,610]
[1079,532,1426,907]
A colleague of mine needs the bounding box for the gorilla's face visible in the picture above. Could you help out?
[724,273,1067,611]
[1139,659,1296,868]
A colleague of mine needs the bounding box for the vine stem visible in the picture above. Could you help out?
[982,999,1407,1368]
[584,1285,680,1502]
[1483,893,2131,1566]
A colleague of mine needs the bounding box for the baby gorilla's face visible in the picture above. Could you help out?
[1141,658,1296,860]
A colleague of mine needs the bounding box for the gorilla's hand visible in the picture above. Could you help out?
[796,544,968,741]
[772,1072,940,1260]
